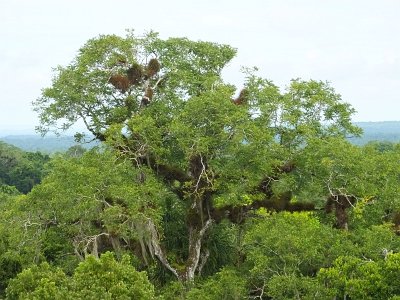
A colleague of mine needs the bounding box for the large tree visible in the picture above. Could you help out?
[34,31,360,282]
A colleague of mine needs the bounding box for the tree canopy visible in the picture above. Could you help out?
[0,30,399,299]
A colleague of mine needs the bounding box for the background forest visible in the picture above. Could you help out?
[3,120,400,153]
[1,32,400,299]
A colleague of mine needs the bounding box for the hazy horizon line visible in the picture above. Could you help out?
[2,120,400,137]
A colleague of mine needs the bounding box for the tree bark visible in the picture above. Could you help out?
[180,219,213,282]
[145,218,180,279]
[326,194,355,230]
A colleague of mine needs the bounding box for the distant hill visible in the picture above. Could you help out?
[351,121,400,145]
[0,135,97,153]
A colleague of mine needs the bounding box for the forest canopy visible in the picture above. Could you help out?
[0,31,399,299]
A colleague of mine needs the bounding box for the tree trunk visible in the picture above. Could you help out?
[142,216,213,283]
[180,219,213,282]
[334,202,349,230]
[136,153,215,283]
[326,194,355,230]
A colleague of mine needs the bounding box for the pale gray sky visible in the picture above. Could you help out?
[1,0,399,133]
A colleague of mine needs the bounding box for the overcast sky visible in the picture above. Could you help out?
[1,0,399,133]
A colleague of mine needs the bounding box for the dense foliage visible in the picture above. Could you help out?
[0,141,49,194]
[0,31,399,299]
[6,252,155,299]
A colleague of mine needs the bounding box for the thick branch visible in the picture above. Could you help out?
[184,218,213,282]
[149,157,191,183]
[145,218,180,279]
[78,112,106,142]
[210,192,315,224]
